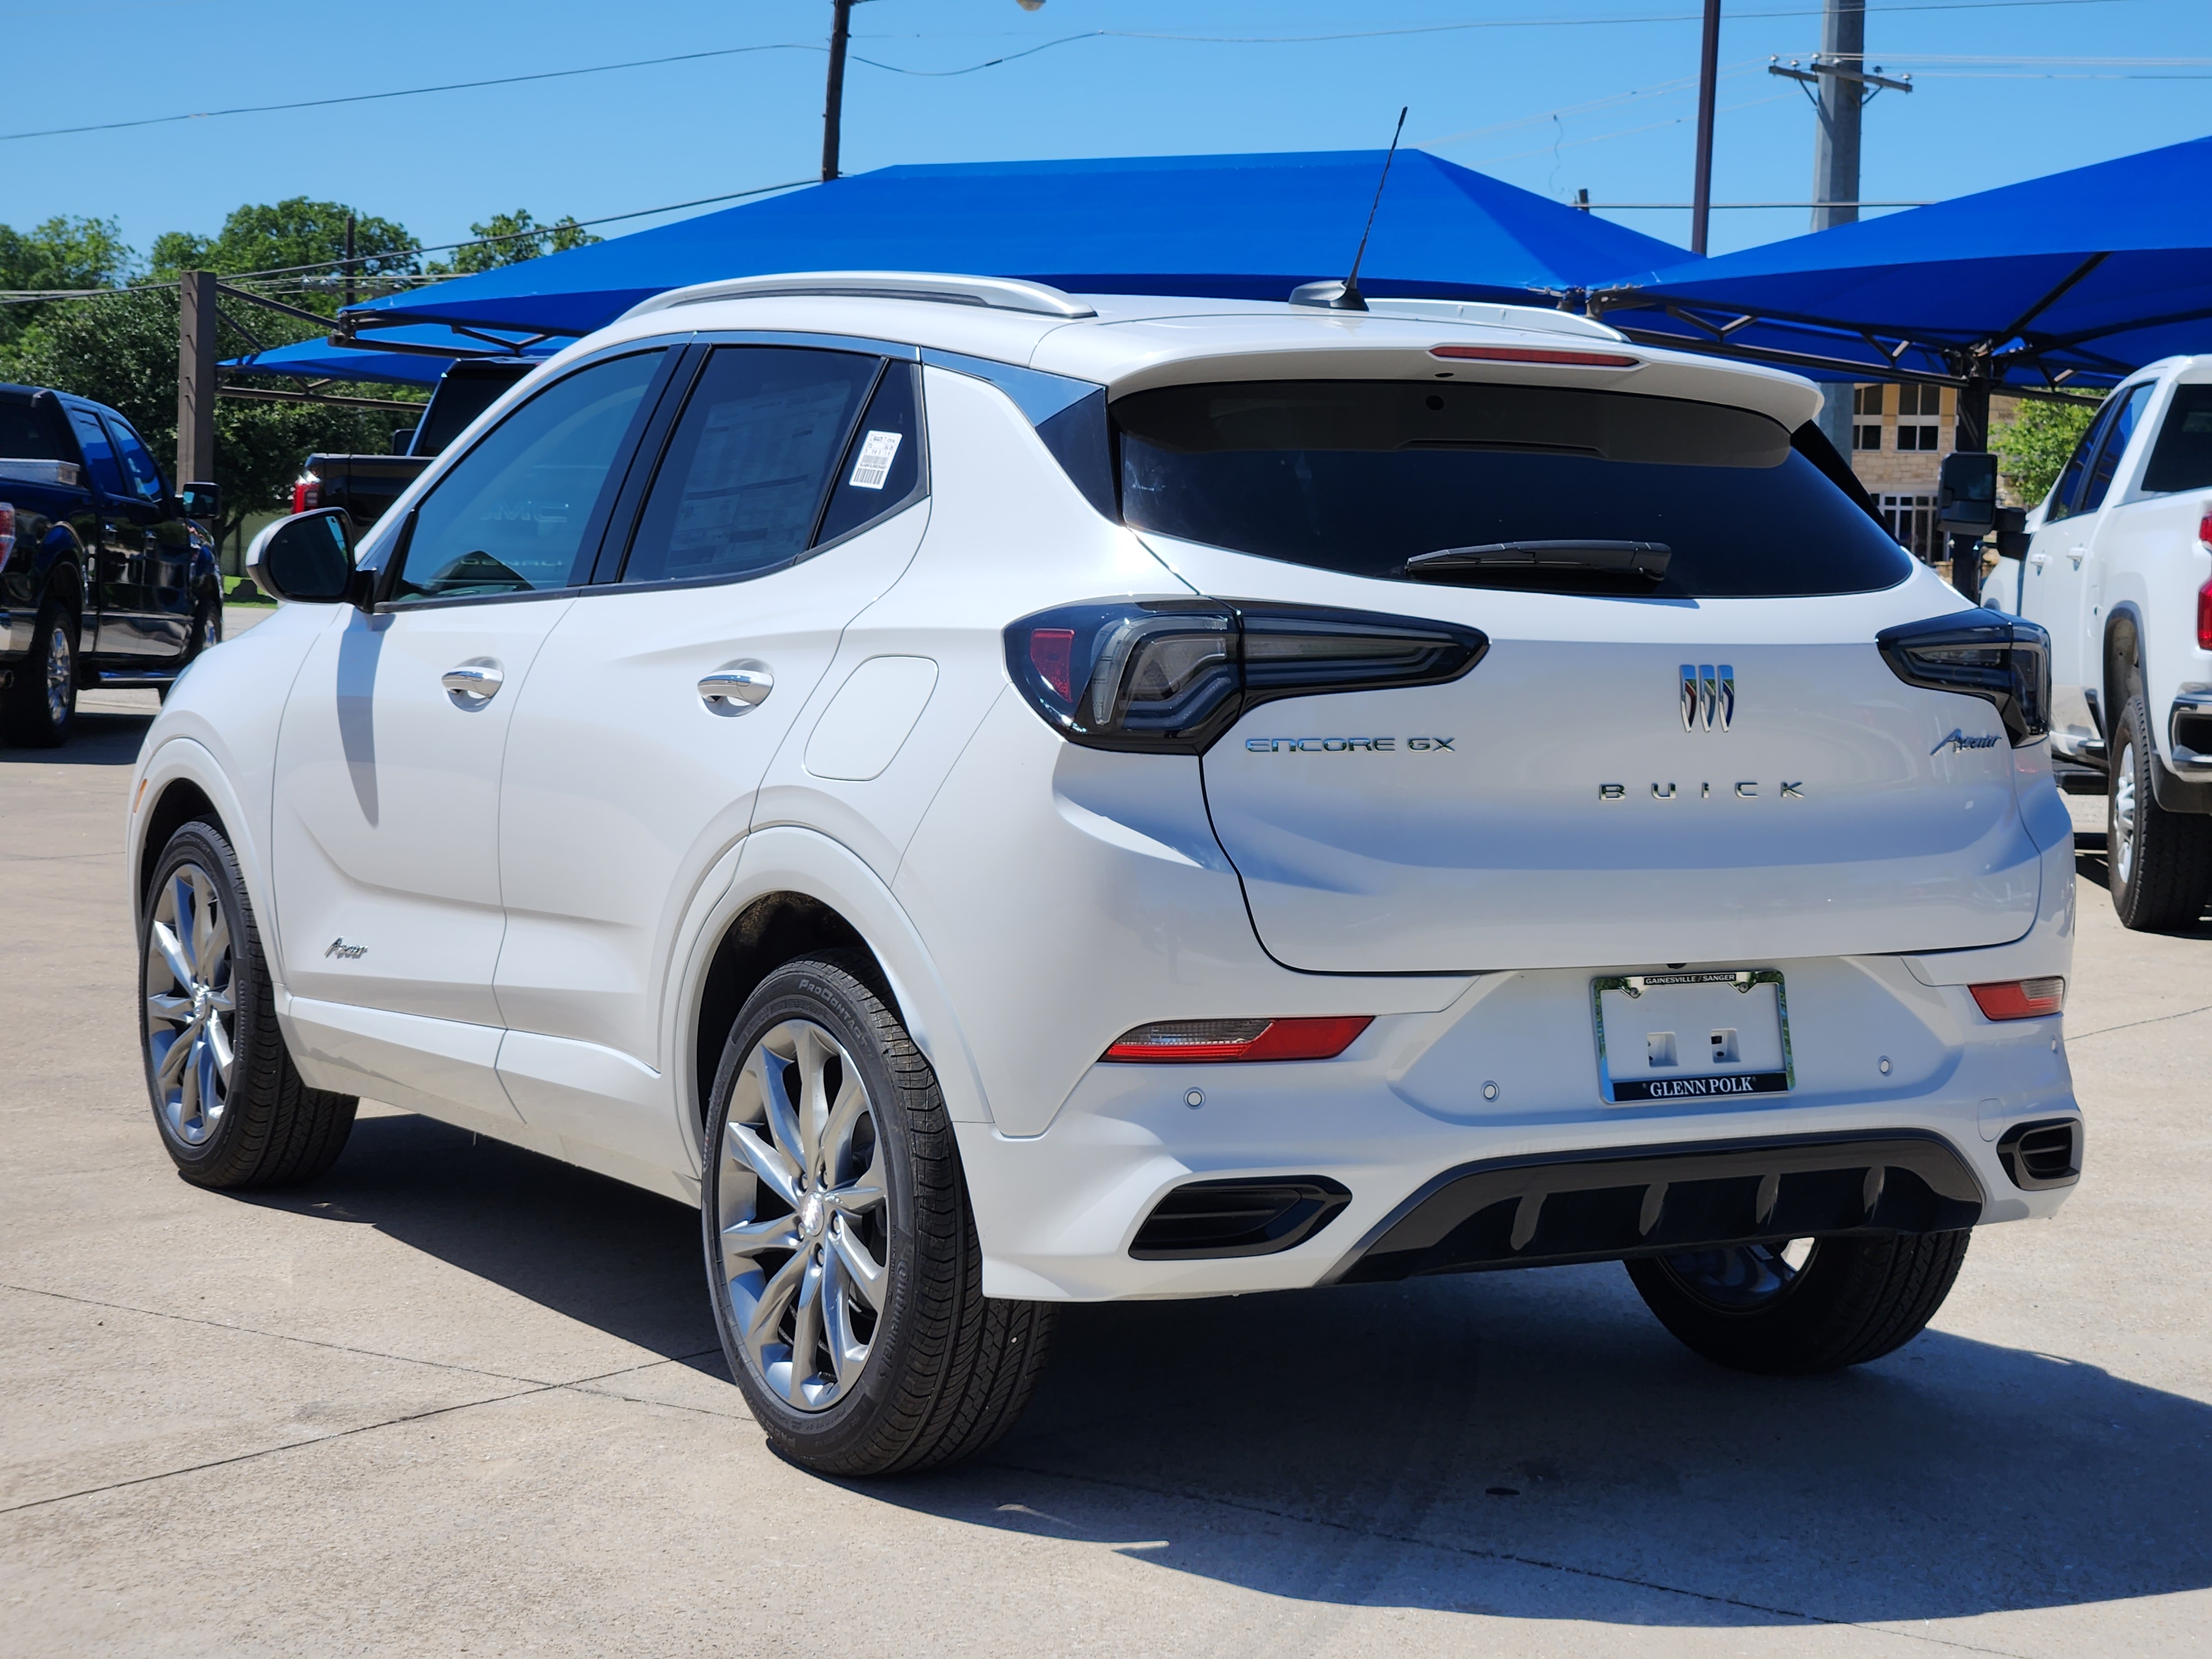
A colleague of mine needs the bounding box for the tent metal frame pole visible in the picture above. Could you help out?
[216,383,426,414]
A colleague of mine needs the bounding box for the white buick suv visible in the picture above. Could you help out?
[127,273,2081,1476]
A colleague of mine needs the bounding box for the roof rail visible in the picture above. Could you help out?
[625,271,1098,321]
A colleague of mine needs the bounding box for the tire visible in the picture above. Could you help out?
[139,820,358,1188]
[4,597,78,747]
[2108,694,2212,931]
[1626,1230,1970,1375]
[701,951,1055,1477]
[160,596,222,703]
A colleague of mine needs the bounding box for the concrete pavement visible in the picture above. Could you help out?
[3,667,2207,1657]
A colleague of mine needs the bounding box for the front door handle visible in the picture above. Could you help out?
[442,659,505,705]
[699,665,773,710]
[2028,551,2052,568]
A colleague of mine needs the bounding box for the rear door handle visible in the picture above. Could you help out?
[699,665,773,709]
[2068,546,2089,569]
[442,659,505,704]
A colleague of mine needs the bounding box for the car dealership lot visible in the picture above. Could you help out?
[2,679,2206,1657]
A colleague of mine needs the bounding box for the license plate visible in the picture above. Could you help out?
[1591,969,1794,1104]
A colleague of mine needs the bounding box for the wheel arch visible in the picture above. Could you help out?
[2104,603,2146,745]
[675,826,994,1147]
[130,741,274,975]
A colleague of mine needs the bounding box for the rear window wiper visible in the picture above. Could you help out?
[1401,540,1671,584]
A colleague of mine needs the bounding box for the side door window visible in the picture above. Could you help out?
[105,413,194,653]
[2141,384,2212,495]
[2044,398,2119,524]
[2078,383,2155,515]
[614,346,914,586]
[388,349,666,606]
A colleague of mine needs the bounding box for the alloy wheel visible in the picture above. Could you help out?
[144,862,236,1145]
[715,1019,890,1411]
[44,622,71,727]
[1655,1239,1815,1313]
[2113,739,2137,889]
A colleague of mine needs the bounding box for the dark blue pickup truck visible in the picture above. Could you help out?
[1,383,222,746]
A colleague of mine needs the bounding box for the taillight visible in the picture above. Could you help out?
[1005,599,1487,753]
[291,476,320,514]
[0,502,14,564]
[1103,1016,1373,1062]
[1969,978,2065,1020]
[1430,344,1640,368]
[1876,609,2052,745]
[2198,575,2212,653]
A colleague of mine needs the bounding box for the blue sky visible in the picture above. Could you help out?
[4,0,2208,266]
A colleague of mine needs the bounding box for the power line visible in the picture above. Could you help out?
[0,0,2164,143]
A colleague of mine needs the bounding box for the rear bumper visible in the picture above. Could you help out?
[956,964,2080,1302]
[1323,1130,1984,1285]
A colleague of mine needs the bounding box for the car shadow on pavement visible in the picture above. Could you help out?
[250,1109,2212,1631]
[0,708,152,765]
[242,1109,726,1376]
[875,1272,2212,1630]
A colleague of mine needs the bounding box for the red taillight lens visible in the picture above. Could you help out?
[2198,574,2212,653]
[291,476,320,514]
[1430,344,1640,368]
[0,501,14,563]
[1029,628,1075,700]
[1969,978,2065,1020]
[1103,1016,1373,1063]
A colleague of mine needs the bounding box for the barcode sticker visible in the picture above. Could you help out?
[848,430,903,490]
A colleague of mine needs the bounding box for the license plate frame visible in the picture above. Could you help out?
[1590,968,1794,1105]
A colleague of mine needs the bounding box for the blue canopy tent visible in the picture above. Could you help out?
[333,150,1689,343]
[221,324,556,390]
[1584,133,2212,413]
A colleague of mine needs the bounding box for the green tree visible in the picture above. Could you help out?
[149,197,419,315]
[431,210,601,274]
[1992,394,2103,506]
[0,215,134,346]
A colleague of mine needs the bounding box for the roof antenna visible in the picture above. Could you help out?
[1292,107,1407,312]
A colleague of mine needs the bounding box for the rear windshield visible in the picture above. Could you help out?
[2142,385,2212,494]
[1113,380,1913,598]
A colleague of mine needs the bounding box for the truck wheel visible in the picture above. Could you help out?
[2109,695,2212,931]
[701,951,1055,1477]
[3,598,77,747]
[161,596,223,702]
[1627,1230,1970,1374]
[140,820,358,1187]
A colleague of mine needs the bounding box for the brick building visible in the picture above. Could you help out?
[1844,382,2026,556]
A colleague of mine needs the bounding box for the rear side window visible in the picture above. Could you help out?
[389,349,663,606]
[0,401,68,463]
[619,346,881,586]
[1114,380,1913,598]
[105,416,167,501]
[2142,385,2212,494]
[65,406,127,495]
[814,359,922,547]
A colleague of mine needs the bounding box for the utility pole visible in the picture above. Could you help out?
[343,214,357,310]
[1689,0,1721,255]
[822,0,853,181]
[175,270,217,491]
[1811,0,1863,230]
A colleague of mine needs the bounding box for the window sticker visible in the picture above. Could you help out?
[848,430,903,491]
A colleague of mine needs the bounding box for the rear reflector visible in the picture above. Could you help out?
[1969,978,2065,1020]
[1104,1015,1373,1063]
[1430,344,1640,368]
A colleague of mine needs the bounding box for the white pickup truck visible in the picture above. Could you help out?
[2012,354,2212,930]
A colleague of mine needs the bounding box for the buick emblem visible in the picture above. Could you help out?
[1681,663,1734,733]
